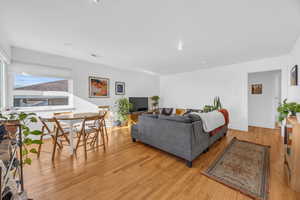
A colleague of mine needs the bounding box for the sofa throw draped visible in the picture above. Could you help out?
[190,111,225,132]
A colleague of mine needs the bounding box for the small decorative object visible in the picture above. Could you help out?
[251,84,263,94]
[150,96,160,110]
[89,76,109,98]
[291,65,298,86]
[115,82,125,95]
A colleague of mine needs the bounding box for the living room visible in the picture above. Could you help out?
[0,0,300,200]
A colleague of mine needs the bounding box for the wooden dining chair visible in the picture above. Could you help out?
[75,115,106,158]
[38,117,60,158]
[39,117,71,160]
[53,112,73,128]
[98,111,108,142]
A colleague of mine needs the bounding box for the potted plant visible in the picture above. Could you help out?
[213,96,222,110]
[277,99,300,122]
[115,98,132,126]
[202,96,223,113]
[150,96,160,110]
[0,112,42,165]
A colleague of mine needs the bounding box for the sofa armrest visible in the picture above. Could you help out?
[190,120,210,160]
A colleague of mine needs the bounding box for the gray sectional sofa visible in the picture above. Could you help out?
[131,113,227,167]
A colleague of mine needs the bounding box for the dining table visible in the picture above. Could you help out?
[54,112,99,154]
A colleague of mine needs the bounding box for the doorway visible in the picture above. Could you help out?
[248,70,281,129]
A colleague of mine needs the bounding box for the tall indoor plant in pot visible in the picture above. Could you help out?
[115,98,132,126]
[150,96,160,111]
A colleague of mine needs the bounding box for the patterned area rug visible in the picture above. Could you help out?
[203,137,270,200]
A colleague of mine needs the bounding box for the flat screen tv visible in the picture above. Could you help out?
[129,97,148,112]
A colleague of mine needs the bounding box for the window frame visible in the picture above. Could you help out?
[9,72,74,112]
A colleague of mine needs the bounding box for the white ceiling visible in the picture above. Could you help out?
[1,0,300,75]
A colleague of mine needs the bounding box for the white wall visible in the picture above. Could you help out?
[291,36,300,67]
[8,47,160,118]
[160,55,291,131]
[248,70,281,129]
[289,36,300,103]
[0,29,11,62]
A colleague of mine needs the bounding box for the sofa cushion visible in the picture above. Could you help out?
[187,113,202,122]
[141,114,159,118]
[158,115,192,123]
[160,108,174,116]
[183,109,201,116]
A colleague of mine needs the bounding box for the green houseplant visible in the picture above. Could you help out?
[115,98,132,126]
[0,112,42,165]
[213,96,222,110]
[202,96,223,113]
[277,99,300,122]
[150,96,160,110]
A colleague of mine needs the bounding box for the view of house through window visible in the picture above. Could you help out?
[13,74,70,108]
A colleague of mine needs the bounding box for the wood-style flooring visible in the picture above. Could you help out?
[24,126,300,200]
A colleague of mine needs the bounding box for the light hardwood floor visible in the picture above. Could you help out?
[24,126,300,200]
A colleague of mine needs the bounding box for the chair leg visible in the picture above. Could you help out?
[83,132,87,159]
[52,134,58,161]
[103,120,108,142]
[75,132,82,152]
[37,133,44,158]
[96,131,99,147]
[101,130,106,151]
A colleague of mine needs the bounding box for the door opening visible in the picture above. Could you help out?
[248,70,281,129]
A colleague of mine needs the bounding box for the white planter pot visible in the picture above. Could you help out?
[296,113,300,122]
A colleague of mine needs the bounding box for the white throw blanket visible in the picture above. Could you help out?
[190,111,225,132]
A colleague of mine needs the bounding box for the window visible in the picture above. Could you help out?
[12,74,71,109]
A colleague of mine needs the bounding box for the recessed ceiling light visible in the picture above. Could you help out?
[93,0,100,4]
[91,53,102,58]
[177,40,183,51]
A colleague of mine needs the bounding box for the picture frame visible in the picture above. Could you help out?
[89,76,110,98]
[251,84,262,95]
[291,65,298,86]
[115,81,125,95]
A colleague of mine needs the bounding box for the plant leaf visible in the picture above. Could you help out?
[29,148,38,154]
[19,112,28,121]
[30,117,38,123]
[23,138,33,145]
[24,158,32,165]
[22,149,29,156]
[30,130,42,135]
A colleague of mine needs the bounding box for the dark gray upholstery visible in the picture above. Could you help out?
[158,115,192,123]
[131,114,227,167]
